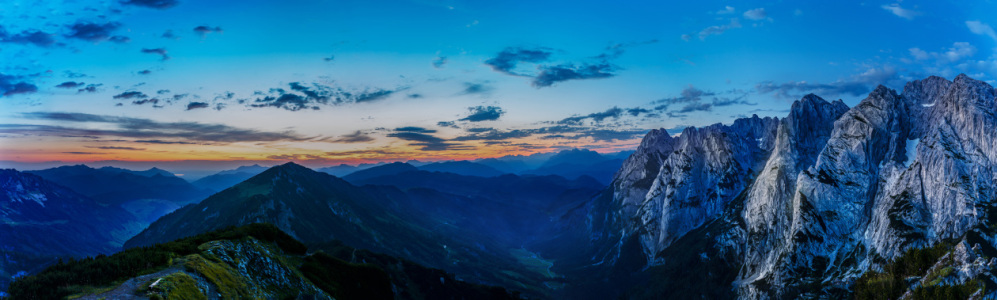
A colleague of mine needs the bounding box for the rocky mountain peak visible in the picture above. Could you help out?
[601,74,997,298]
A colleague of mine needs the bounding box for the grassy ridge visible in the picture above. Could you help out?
[4,223,520,300]
[6,223,303,299]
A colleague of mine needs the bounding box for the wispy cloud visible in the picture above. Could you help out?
[532,63,616,87]
[967,21,997,41]
[743,8,767,20]
[141,48,170,61]
[65,22,128,43]
[484,47,552,76]
[755,66,899,98]
[10,112,313,143]
[122,0,179,9]
[387,128,472,151]
[193,25,223,37]
[250,82,406,111]
[690,18,742,41]
[882,3,920,20]
[332,131,374,143]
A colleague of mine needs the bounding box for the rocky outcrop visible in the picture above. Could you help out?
[612,115,778,261]
[82,237,331,300]
[609,74,997,298]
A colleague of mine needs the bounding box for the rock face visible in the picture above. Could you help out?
[608,74,997,298]
[612,114,779,261]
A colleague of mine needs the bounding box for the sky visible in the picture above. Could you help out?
[1,0,996,171]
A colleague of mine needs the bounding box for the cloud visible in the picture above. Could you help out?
[717,6,735,14]
[86,146,145,150]
[138,70,153,75]
[161,30,179,39]
[653,85,714,109]
[676,102,712,113]
[251,94,312,111]
[0,74,37,96]
[908,42,976,63]
[65,22,124,43]
[559,107,624,125]
[627,107,651,116]
[186,102,209,110]
[487,43,642,87]
[109,36,131,43]
[141,48,170,60]
[132,98,159,105]
[577,129,648,142]
[0,27,56,47]
[882,3,920,20]
[63,152,105,155]
[696,18,742,40]
[323,55,335,62]
[113,91,148,99]
[437,121,458,128]
[433,56,447,68]
[594,40,658,60]
[743,8,767,20]
[532,63,616,87]
[121,0,179,9]
[355,89,398,102]
[323,149,407,158]
[484,47,552,75]
[386,131,471,151]
[134,139,195,144]
[459,106,504,122]
[453,125,644,142]
[78,84,102,93]
[193,25,223,37]
[755,66,898,98]
[14,112,312,143]
[711,95,755,107]
[967,21,997,41]
[451,128,534,141]
[332,131,374,143]
[55,81,84,89]
[459,82,493,95]
[250,82,404,111]
[394,127,436,133]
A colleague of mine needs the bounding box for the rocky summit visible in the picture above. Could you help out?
[607,74,997,298]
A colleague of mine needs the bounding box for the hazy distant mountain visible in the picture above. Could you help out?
[191,165,270,192]
[97,166,176,177]
[25,165,211,224]
[341,162,418,182]
[26,165,209,207]
[316,163,382,177]
[214,164,269,176]
[417,161,505,177]
[1,169,140,255]
[0,169,142,292]
[473,158,531,174]
[517,149,624,184]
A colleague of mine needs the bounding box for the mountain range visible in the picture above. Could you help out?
[124,162,603,298]
[0,169,143,293]
[6,74,997,299]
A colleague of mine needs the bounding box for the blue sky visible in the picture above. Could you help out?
[0,0,995,168]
